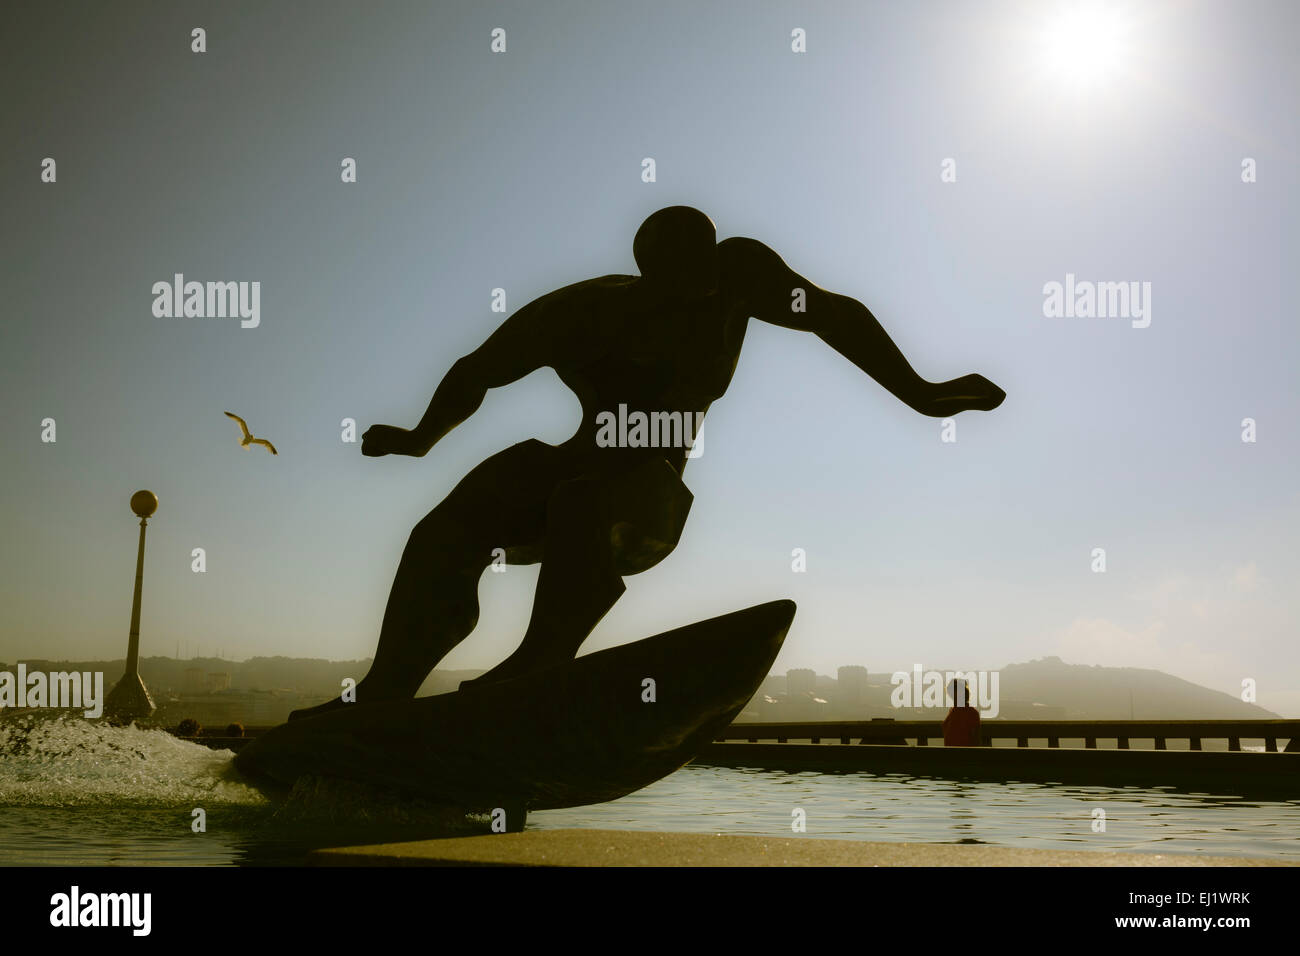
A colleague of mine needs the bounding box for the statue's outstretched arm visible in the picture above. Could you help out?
[363,293,567,458]
[723,237,1004,418]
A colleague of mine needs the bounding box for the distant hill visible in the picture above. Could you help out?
[1,653,1277,720]
[751,655,1278,721]
[993,656,1275,720]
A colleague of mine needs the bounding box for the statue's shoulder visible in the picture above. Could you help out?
[535,274,637,315]
[575,274,638,300]
[554,274,637,295]
[520,275,639,367]
[717,236,777,274]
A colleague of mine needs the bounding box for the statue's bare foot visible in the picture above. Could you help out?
[458,672,508,691]
[459,658,534,691]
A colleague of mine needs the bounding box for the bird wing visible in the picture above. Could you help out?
[224,411,252,440]
[250,438,278,455]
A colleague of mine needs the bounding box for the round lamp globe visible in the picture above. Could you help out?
[130,490,159,518]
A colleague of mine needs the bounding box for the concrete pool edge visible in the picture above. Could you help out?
[307,829,1300,867]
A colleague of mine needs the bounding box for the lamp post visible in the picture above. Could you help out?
[104,490,158,722]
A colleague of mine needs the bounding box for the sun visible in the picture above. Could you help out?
[1039,3,1132,90]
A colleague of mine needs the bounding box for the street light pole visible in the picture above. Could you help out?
[104,490,158,722]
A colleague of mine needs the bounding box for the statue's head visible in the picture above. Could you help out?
[949,679,971,708]
[634,206,719,299]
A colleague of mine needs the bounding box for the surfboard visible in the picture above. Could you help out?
[233,599,795,813]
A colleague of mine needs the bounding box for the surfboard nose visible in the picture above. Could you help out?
[627,598,795,721]
[684,598,795,685]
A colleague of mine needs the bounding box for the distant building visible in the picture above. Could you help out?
[836,666,870,717]
[786,668,816,698]
[789,692,831,721]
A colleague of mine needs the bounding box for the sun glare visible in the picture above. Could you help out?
[1040,3,1131,90]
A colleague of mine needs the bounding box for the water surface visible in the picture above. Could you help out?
[2,715,1295,865]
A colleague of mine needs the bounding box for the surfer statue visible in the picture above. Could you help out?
[290,206,1004,721]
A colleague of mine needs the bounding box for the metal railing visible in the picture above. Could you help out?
[718,719,1300,752]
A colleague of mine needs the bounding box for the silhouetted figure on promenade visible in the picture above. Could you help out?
[291,206,1005,721]
[943,679,982,747]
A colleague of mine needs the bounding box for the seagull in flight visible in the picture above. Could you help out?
[224,411,278,455]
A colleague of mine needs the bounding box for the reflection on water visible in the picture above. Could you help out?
[534,765,1300,860]
[2,714,1296,865]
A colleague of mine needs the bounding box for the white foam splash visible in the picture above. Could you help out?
[0,712,268,808]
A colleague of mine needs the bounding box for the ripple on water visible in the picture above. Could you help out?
[530,764,1300,859]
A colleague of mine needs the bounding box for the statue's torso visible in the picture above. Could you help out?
[554,275,750,473]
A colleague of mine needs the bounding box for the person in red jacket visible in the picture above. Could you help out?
[943,679,982,746]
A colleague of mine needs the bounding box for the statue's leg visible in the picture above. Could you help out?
[350,517,490,702]
[461,475,627,687]
[289,441,553,720]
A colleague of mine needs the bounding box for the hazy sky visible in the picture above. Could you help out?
[3,1,1297,713]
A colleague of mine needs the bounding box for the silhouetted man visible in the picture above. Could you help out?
[291,206,1004,721]
[943,679,982,746]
